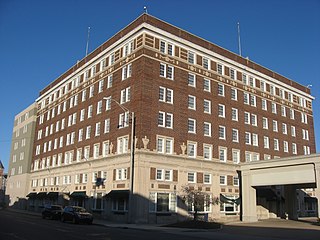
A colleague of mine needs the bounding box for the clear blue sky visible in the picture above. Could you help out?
[0,0,319,172]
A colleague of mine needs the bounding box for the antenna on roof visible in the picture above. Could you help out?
[237,22,242,57]
[144,6,148,14]
[85,27,91,57]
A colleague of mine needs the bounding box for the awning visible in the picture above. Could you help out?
[47,192,59,198]
[26,192,37,198]
[105,190,129,199]
[220,194,241,205]
[36,192,48,199]
[304,197,317,203]
[70,191,88,198]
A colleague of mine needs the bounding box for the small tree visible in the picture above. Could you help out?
[181,186,219,221]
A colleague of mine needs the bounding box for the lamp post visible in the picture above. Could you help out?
[103,98,135,223]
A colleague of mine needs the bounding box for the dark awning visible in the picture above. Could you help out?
[37,192,48,199]
[220,194,241,205]
[26,192,37,198]
[304,197,317,203]
[70,191,88,198]
[105,190,129,199]
[47,192,59,198]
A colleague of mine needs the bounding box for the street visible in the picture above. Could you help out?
[1,209,319,240]
[0,209,189,240]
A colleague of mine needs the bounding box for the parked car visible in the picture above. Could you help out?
[61,206,93,224]
[42,205,63,220]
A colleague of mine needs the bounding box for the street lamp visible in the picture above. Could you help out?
[103,97,135,223]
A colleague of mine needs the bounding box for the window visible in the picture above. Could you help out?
[116,168,127,180]
[284,141,289,153]
[251,114,257,126]
[220,176,226,185]
[188,172,196,183]
[271,102,277,114]
[270,85,275,95]
[156,169,172,181]
[107,75,113,88]
[245,132,251,145]
[274,139,279,151]
[78,129,83,142]
[291,126,296,137]
[302,129,309,140]
[188,95,196,110]
[230,68,236,80]
[264,136,269,149]
[105,96,111,111]
[252,133,258,146]
[197,53,207,67]
[218,83,225,96]
[218,104,225,118]
[292,143,297,154]
[219,126,226,140]
[231,88,237,101]
[204,100,211,114]
[219,147,227,162]
[273,120,278,132]
[87,105,93,118]
[117,136,129,154]
[93,144,100,159]
[86,126,91,139]
[262,99,267,111]
[89,85,94,98]
[80,109,85,121]
[102,141,110,156]
[188,51,195,64]
[262,117,268,129]
[203,144,212,160]
[187,142,197,158]
[123,41,133,57]
[159,87,173,104]
[160,63,174,80]
[260,81,266,91]
[282,123,287,135]
[289,109,295,120]
[249,76,255,88]
[97,100,102,114]
[109,52,115,65]
[118,111,129,128]
[188,118,196,133]
[217,63,223,75]
[232,149,240,164]
[244,112,250,125]
[204,173,211,184]
[301,113,308,124]
[122,64,132,80]
[232,129,239,142]
[120,87,131,104]
[158,111,173,128]
[95,122,101,136]
[203,78,211,92]
[156,136,173,154]
[231,108,238,121]
[160,40,174,56]
[203,122,211,137]
[281,106,286,117]
[149,192,176,213]
[188,73,196,87]
[104,118,110,133]
[243,92,249,105]
[242,74,248,85]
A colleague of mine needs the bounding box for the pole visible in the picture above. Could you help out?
[85,27,91,57]
[237,22,242,57]
[128,112,135,223]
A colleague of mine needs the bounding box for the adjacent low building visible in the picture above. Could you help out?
[8,14,316,223]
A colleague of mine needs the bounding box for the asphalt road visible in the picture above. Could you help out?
[0,209,197,240]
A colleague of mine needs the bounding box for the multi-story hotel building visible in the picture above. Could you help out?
[26,14,315,223]
[6,103,37,208]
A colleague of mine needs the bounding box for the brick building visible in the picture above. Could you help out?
[26,14,315,223]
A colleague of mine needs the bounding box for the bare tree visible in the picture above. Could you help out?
[181,186,219,221]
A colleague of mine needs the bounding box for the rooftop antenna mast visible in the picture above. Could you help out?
[237,22,242,57]
[85,26,91,57]
[144,6,148,14]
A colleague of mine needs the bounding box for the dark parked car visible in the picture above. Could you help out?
[61,206,93,224]
[42,205,63,220]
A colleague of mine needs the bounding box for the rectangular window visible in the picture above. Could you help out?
[103,141,110,156]
[274,139,279,151]
[251,114,257,126]
[117,136,129,154]
[188,73,196,87]
[93,144,100,159]
[188,51,195,64]
[232,129,239,142]
[291,126,296,137]
[281,106,286,117]
[188,118,196,133]
[220,176,226,185]
[104,118,110,133]
[230,68,236,80]
[218,83,225,96]
[88,105,93,118]
[233,177,239,186]
[187,142,197,158]
[219,126,226,140]
[290,109,295,120]
[282,123,287,135]
[120,87,131,104]
[284,141,289,153]
[231,108,238,121]
[188,172,196,183]
[231,88,237,101]
[203,57,209,69]
[244,112,250,125]
[95,122,101,136]
[203,122,211,137]
[264,136,269,149]
[292,143,297,154]
[119,111,129,128]
[188,95,196,110]
[217,63,223,75]
[204,100,211,114]
[89,85,94,98]
[158,111,173,128]
[218,104,225,118]
[203,144,212,160]
[252,133,258,146]
[271,102,277,114]
[97,100,102,114]
[159,87,173,104]
[204,174,211,184]
[116,168,127,180]
[86,126,91,139]
[219,147,227,162]
[245,132,251,145]
[262,99,267,111]
[273,120,278,132]
[156,136,173,154]
[262,117,268,129]
[203,79,211,92]
[122,64,132,80]
[105,96,111,111]
[107,75,113,88]
[160,63,174,80]
[243,92,249,105]
[232,149,240,164]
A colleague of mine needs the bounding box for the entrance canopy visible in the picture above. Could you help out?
[239,154,320,222]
